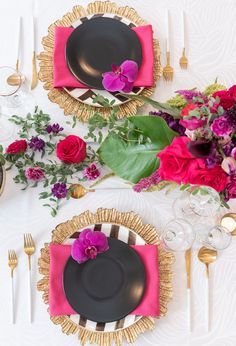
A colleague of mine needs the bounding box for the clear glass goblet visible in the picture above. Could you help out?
[161,218,195,251]
[195,224,232,250]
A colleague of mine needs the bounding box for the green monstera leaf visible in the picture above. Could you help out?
[98,116,178,183]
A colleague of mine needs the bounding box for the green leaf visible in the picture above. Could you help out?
[98,116,178,183]
[119,94,181,118]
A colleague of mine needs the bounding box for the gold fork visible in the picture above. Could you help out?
[163,52,174,81]
[179,48,188,69]
[8,250,18,323]
[24,234,36,323]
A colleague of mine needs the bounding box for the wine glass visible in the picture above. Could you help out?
[173,186,221,221]
[194,224,232,250]
[0,66,35,142]
[161,218,195,251]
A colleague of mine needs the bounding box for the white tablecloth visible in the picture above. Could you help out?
[0,0,236,345]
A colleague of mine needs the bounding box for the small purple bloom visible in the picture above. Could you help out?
[149,111,185,135]
[51,182,67,199]
[211,116,232,137]
[176,89,208,103]
[205,143,222,168]
[46,123,64,134]
[71,229,109,263]
[29,136,45,151]
[25,167,45,181]
[83,163,100,181]
[102,60,138,93]
[133,170,161,192]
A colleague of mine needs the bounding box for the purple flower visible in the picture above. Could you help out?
[102,60,138,93]
[133,170,161,192]
[205,143,222,168]
[51,182,67,199]
[83,163,100,180]
[225,174,236,201]
[71,229,109,263]
[25,167,45,181]
[176,89,208,103]
[29,136,45,151]
[187,140,212,158]
[149,111,185,135]
[46,123,64,134]
[211,116,232,137]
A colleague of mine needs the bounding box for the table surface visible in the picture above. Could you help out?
[0,0,236,345]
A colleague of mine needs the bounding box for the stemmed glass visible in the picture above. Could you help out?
[194,224,232,250]
[0,66,35,142]
[161,218,195,251]
[173,186,221,221]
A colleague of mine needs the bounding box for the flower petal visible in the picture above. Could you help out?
[86,231,109,252]
[122,80,134,93]
[120,60,138,82]
[102,72,125,92]
[71,239,88,263]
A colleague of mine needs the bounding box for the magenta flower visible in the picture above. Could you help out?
[83,163,100,180]
[102,60,138,93]
[133,170,161,192]
[225,174,236,201]
[211,116,232,136]
[71,229,109,263]
[25,167,45,181]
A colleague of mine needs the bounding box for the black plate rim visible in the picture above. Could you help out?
[63,237,146,323]
[65,16,142,90]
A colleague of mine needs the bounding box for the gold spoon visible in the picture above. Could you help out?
[70,183,131,199]
[198,246,217,331]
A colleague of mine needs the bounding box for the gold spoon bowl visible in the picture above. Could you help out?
[198,246,217,277]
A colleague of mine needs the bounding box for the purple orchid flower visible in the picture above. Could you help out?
[71,229,109,263]
[102,60,138,93]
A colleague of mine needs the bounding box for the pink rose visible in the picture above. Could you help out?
[189,165,228,192]
[157,137,205,184]
[180,104,206,130]
[56,135,86,164]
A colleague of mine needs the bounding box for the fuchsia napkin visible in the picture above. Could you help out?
[53,25,154,88]
[49,243,160,317]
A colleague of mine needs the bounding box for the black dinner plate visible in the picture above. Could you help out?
[65,17,142,89]
[63,237,146,323]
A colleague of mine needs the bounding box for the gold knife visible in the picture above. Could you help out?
[31,15,38,90]
[185,248,192,331]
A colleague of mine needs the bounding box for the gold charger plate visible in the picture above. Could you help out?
[38,1,161,122]
[38,208,174,346]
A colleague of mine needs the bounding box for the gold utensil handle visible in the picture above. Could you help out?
[31,51,38,90]
[166,51,171,65]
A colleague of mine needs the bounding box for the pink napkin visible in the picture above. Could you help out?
[53,25,154,88]
[49,243,159,317]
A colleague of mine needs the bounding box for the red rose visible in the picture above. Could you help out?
[56,135,86,164]
[213,90,234,110]
[157,137,205,184]
[180,104,206,130]
[188,165,228,192]
[228,85,236,99]
[6,139,27,154]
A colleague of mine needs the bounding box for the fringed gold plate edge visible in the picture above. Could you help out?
[38,1,161,122]
[37,208,174,346]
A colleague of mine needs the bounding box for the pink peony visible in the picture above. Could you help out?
[25,167,45,181]
[71,229,109,264]
[180,104,206,130]
[102,60,138,93]
[211,116,232,137]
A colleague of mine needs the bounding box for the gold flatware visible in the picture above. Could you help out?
[179,11,188,69]
[8,250,18,323]
[220,213,236,235]
[185,248,192,331]
[163,10,173,81]
[7,17,25,87]
[31,16,38,89]
[70,183,131,199]
[198,246,217,331]
[24,233,36,323]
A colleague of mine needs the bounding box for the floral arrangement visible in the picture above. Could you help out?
[86,81,236,206]
[71,229,109,264]
[0,108,101,216]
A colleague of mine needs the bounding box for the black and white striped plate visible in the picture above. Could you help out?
[64,13,144,108]
[0,165,5,195]
[63,223,145,331]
